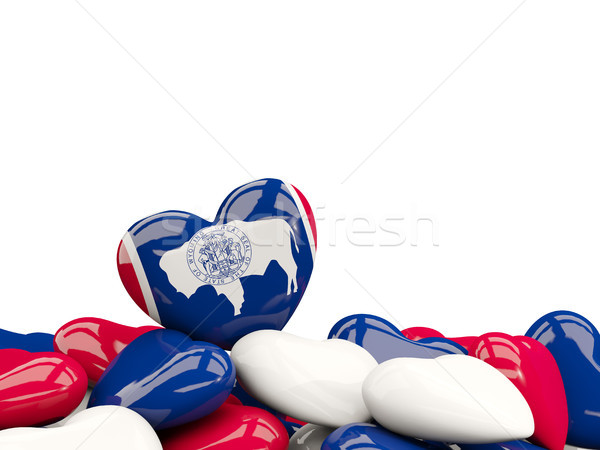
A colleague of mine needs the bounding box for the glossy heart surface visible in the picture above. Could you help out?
[321,423,451,450]
[231,330,377,427]
[159,401,288,450]
[469,333,568,450]
[0,328,54,352]
[118,178,316,349]
[0,405,162,449]
[88,328,235,430]
[46,387,92,428]
[289,423,335,450]
[329,314,467,363]
[54,317,161,385]
[525,310,600,448]
[362,355,534,443]
[0,349,88,429]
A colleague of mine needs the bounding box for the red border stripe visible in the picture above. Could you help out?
[117,239,149,315]
[291,184,317,251]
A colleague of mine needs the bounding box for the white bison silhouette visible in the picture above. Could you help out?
[159,219,299,315]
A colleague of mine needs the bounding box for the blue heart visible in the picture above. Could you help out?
[328,314,467,363]
[88,328,235,430]
[322,423,451,450]
[525,310,600,448]
[118,178,316,349]
[0,328,54,352]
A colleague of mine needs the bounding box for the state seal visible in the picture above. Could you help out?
[186,224,252,285]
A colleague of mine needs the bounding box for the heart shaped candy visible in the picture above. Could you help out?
[329,314,467,363]
[231,330,377,428]
[321,423,451,450]
[54,317,161,385]
[159,401,288,450]
[289,423,335,450]
[0,328,54,352]
[118,178,316,349]
[88,328,235,430]
[0,349,88,429]
[362,355,534,443]
[525,310,600,449]
[0,405,162,449]
[469,333,568,450]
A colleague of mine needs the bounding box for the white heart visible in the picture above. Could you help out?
[362,354,534,444]
[0,406,162,450]
[231,330,378,427]
[289,423,335,450]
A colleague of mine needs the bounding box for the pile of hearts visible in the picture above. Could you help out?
[1,178,599,449]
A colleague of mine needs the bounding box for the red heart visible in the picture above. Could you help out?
[401,326,445,340]
[159,402,288,450]
[0,349,87,429]
[53,317,160,385]
[469,333,568,450]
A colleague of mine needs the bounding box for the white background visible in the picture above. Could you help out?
[1,1,599,342]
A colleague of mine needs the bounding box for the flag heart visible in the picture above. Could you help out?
[362,355,534,443]
[0,328,54,352]
[117,178,316,349]
[329,314,467,363]
[54,317,161,385]
[321,423,451,450]
[0,349,88,429]
[525,310,600,449]
[88,328,235,430]
[0,405,162,449]
[469,333,568,450]
[231,330,377,428]
[159,401,288,450]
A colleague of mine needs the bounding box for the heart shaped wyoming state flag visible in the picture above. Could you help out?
[117,178,316,349]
